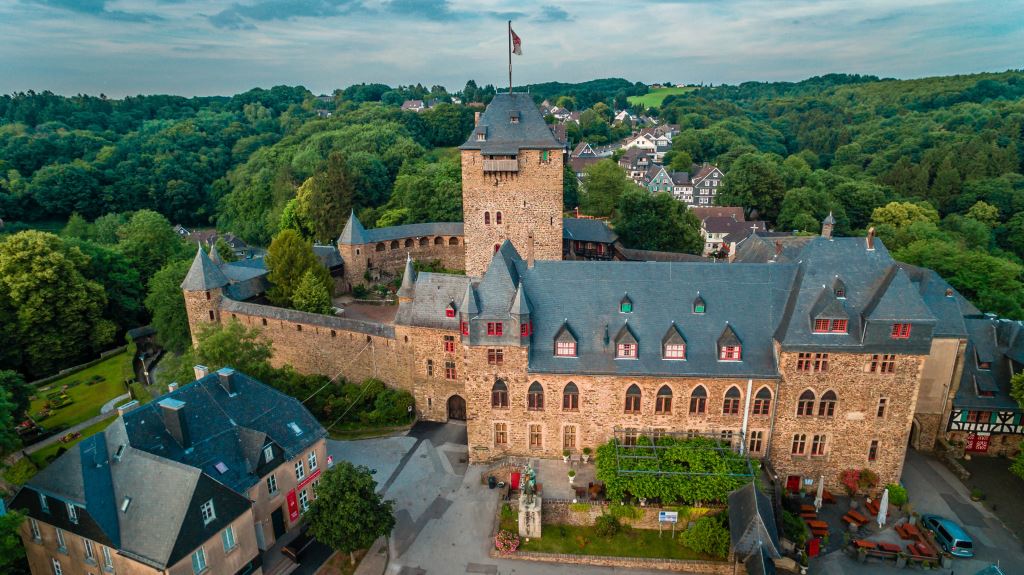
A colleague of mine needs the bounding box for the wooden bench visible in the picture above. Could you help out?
[896,523,921,540]
[811,527,829,538]
[843,510,869,526]
[800,504,816,513]
[866,499,880,516]
[877,542,902,554]
[800,511,818,520]
[853,539,877,550]
[906,543,936,559]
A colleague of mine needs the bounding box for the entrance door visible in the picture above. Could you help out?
[447,395,466,421]
[786,475,801,494]
[271,507,286,539]
[966,433,990,453]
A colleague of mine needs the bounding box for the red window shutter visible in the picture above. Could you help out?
[461,322,469,336]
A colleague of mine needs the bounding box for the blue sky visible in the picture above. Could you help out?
[0,0,1021,97]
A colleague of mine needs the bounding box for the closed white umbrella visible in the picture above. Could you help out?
[814,475,824,511]
[877,488,890,528]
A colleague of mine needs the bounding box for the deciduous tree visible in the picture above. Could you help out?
[266,229,332,307]
[716,152,785,221]
[612,188,702,253]
[307,461,396,565]
[116,209,187,282]
[145,259,193,354]
[582,159,639,217]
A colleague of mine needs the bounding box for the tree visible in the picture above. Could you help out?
[563,165,579,211]
[870,201,940,229]
[0,385,19,453]
[716,153,785,221]
[612,188,702,253]
[213,237,239,263]
[67,238,145,330]
[159,320,274,386]
[297,152,356,243]
[266,229,332,308]
[777,187,847,234]
[145,259,193,354]
[292,269,334,315]
[0,231,114,376]
[0,369,33,419]
[965,201,1000,228]
[930,155,961,209]
[581,159,639,217]
[307,461,396,565]
[117,209,186,282]
[668,149,694,173]
[0,510,28,573]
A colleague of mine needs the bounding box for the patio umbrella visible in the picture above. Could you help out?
[877,487,890,528]
[814,475,824,511]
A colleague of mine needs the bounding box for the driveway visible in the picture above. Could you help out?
[326,421,678,575]
[814,448,1023,574]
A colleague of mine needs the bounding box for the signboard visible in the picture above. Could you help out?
[297,467,322,491]
[286,489,300,522]
[658,511,678,524]
[327,454,334,468]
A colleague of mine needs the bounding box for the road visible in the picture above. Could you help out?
[815,448,1023,574]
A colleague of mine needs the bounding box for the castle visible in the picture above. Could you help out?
[181,92,1021,494]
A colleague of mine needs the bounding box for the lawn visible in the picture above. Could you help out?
[28,415,117,469]
[627,86,697,108]
[29,352,130,431]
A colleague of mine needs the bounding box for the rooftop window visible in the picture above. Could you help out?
[121,497,132,513]
[288,422,303,436]
[200,499,216,525]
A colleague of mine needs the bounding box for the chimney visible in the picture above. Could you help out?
[158,398,191,449]
[866,227,876,251]
[193,365,209,380]
[774,240,783,259]
[117,400,140,417]
[821,211,835,240]
[527,231,535,269]
[217,367,236,395]
[167,382,178,393]
[474,111,481,126]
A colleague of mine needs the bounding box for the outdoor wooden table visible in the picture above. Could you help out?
[806,519,828,529]
[854,540,877,549]
[878,543,902,553]
[800,504,816,512]
[847,510,869,524]
[800,512,817,520]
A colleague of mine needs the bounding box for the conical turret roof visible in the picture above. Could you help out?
[510,282,531,315]
[397,255,416,299]
[208,243,225,265]
[338,210,368,245]
[181,247,229,291]
[461,283,479,315]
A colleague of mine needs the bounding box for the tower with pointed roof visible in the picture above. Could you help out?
[181,247,230,344]
[460,92,564,276]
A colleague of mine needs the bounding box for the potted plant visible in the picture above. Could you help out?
[841,469,860,509]
[568,469,576,484]
[582,447,592,463]
[799,552,809,575]
[896,552,908,568]
[562,449,570,463]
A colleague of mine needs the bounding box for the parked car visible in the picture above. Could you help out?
[281,525,317,563]
[921,514,975,558]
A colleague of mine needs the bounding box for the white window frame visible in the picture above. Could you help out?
[263,445,273,463]
[221,526,236,552]
[308,451,317,470]
[30,518,41,541]
[52,558,63,575]
[84,538,96,562]
[55,527,66,550]
[266,473,278,495]
[295,460,306,481]
[67,502,78,524]
[102,545,114,570]
[299,488,310,512]
[39,492,49,513]
[200,499,216,525]
[191,547,207,574]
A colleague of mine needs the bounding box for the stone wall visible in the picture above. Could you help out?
[339,234,464,291]
[947,430,1022,457]
[770,349,925,493]
[394,324,466,422]
[462,149,564,276]
[493,550,738,574]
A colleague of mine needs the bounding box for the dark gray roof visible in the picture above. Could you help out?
[616,247,714,263]
[222,297,394,338]
[394,271,473,330]
[181,247,229,291]
[731,233,814,264]
[342,221,464,245]
[898,263,975,338]
[313,244,343,269]
[338,210,368,244]
[744,543,777,575]
[397,256,416,299]
[563,218,617,244]
[955,317,1023,411]
[728,482,781,558]
[122,370,326,494]
[208,243,225,264]
[459,92,562,155]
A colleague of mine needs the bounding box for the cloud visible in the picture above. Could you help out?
[29,0,162,22]
[209,0,358,29]
[537,5,570,22]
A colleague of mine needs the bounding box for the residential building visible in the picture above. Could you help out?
[401,100,426,112]
[692,163,724,205]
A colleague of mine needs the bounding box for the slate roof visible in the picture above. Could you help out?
[670,171,691,185]
[955,317,1023,411]
[222,297,395,337]
[690,206,745,221]
[728,482,781,559]
[744,543,777,575]
[338,210,368,244]
[563,218,618,244]
[569,156,600,174]
[459,92,561,155]
[313,244,344,269]
[731,233,814,264]
[898,263,975,338]
[338,217,464,245]
[181,247,229,291]
[394,271,473,330]
[616,247,713,263]
[704,216,764,237]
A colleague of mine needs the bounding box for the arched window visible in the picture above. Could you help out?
[655,385,672,414]
[390,240,399,250]
[624,384,641,414]
[753,387,772,415]
[491,380,509,408]
[689,385,707,414]
[496,212,503,225]
[527,381,544,411]
[449,237,459,246]
[484,212,491,225]
[797,390,815,417]
[418,237,429,246]
[434,236,444,245]
[818,390,837,417]
[375,242,386,252]
[404,238,413,248]
[562,382,579,411]
[723,386,741,415]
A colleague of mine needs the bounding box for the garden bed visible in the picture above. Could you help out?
[28,416,116,469]
[28,352,130,430]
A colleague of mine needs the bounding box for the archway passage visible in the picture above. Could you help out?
[447,394,466,421]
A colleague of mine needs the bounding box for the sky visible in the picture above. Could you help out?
[0,0,1021,97]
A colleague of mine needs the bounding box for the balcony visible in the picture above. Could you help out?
[483,159,519,173]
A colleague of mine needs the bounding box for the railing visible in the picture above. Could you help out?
[483,159,519,172]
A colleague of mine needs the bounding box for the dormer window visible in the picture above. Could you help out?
[263,445,273,463]
[693,294,706,314]
[616,343,637,359]
[813,319,830,333]
[509,110,520,124]
[833,277,846,299]
[890,323,912,339]
[475,127,487,141]
[39,492,49,513]
[554,321,578,357]
[720,346,741,361]
[718,324,742,361]
[445,302,456,318]
[121,497,132,513]
[200,499,216,525]
[830,319,847,333]
[662,324,686,360]
[66,502,78,524]
[619,295,633,313]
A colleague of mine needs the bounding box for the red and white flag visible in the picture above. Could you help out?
[511,27,522,55]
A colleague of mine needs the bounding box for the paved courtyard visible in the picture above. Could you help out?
[326,422,676,575]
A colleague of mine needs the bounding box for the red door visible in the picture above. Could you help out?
[786,475,801,494]
[966,433,990,453]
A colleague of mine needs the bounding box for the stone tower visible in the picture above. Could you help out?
[459,92,564,277]
[180,247,229,345]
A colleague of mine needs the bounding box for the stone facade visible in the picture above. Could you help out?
[461,148,564,277]
[338,233,464,291]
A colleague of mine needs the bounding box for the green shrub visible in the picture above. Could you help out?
[679,514,730,559]
[782,510,809,547]
[353,285,369,298]
[608,503,643,520]
[594,515,621,537]
[569,503,590,513]
[2,458,38,485]
[885,483,908,507]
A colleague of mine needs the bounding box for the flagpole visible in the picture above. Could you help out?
[508,21,513,94]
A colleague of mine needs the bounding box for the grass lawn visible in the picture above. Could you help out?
[29,352,130,430]
[627,86,697,108]
[28,416,117,469]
